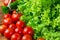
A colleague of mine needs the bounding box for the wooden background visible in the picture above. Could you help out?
[0,0,4,24]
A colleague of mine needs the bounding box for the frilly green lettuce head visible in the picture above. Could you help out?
[17,0,60,40]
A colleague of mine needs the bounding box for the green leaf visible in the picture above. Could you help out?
[2,6,9,14]
[10,1,18,10]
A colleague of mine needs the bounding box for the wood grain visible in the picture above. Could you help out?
[0,2,4,6]
[0,0,10,40]
[0,0,4,24]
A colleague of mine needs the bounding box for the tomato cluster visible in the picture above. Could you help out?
[0,10,34,40]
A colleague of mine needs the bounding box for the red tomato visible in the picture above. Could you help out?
[38,38,45,40]
[4,14,11,19]
[15,28,23,35]
[12,14,20,23]
[3,18,12,26]
[23,26,34,36]
[12,10,17,14]
[9,24,16,30]
[11,33,21,40]
[4,0,10,6]
[16,20,26,28]
[22,34,32,40]
[4,28,14,38]
[0,25,7,33]
[12,10,22,16]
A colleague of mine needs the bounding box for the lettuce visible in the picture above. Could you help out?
[17,0,60,40]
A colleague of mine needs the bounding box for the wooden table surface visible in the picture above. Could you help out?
[0,1,11,40]
[0,0,4,24]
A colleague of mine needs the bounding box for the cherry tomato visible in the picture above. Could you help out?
[12,10,17,14]
[22,34,32,40]
[9,24,16,30]
[12,13,20,23]
[0,25,7,33]
[23,26,34,36]
[4,14,11,19]
[4,28,14,38]
[38,38,45,40]
[11,33,21,40]
[4,0,10,6]
[3,18,12,26]
[12,10,22,16]
[16,20,26,28]
[15,28,23,35]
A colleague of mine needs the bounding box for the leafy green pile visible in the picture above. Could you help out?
[17,0,60,40]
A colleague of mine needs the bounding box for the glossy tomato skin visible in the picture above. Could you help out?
[12,14,19,23]
[3,18,12,26]
[16,20,26,28]
[9,24,16,30]
[22,34,32,40]
[0,25,7,33]
[15,28,23,35]
[4,0,9,6]
[12,10,17,14]
[4,14,11,19]
[23,26,34,36]
[4,28,14,38]
[11,33,21,40]
[38,38,45,40]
